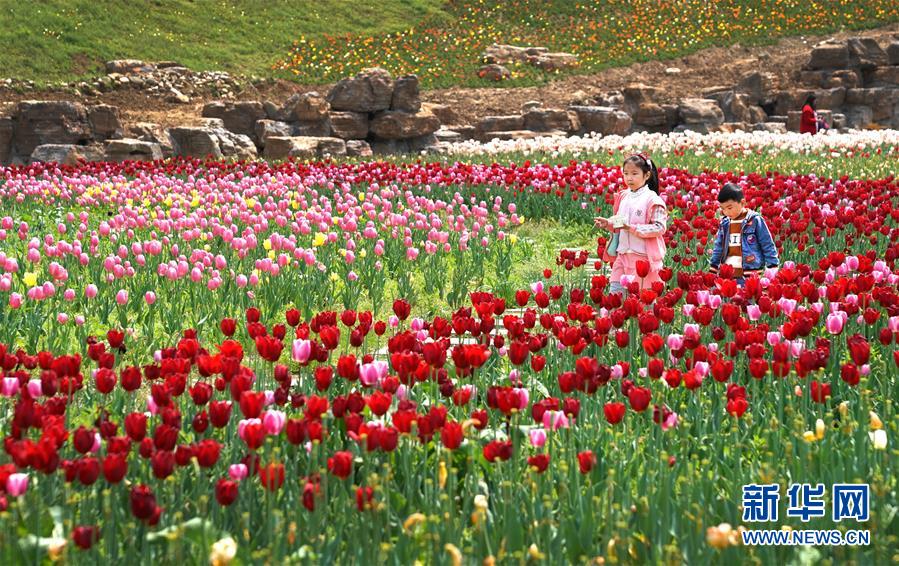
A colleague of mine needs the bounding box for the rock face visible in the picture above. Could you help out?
[370,108,440,139]
[169,126,257,160]
[30,144,105,165]
[201,101,267,143]
[283,92,330,122]
[263,136,347,160]
[329,112,369,140]
[391,76,421,113]
[327,68,394,113]
[12,101,93,157]
[105,139,164,162]
[569,106,632,135]
[88,105,124,140]
[523,109,580,132]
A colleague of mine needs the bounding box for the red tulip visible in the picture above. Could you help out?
[627,387,651,412]
[603,402,626,424]
[102,453,128,484]
[440,420,464,450]
[215,479,239,506]
[577,450,597,474]
[483,440,513,463]
[327,451,353,479]
[72,525,101,550]
[528,454,550,473]
[258,462,285,491]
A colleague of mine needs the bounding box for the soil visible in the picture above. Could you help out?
[2,23,897,129]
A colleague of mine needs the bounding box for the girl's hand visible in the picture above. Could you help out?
[594,217,610,230]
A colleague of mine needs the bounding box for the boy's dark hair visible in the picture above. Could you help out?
[803,94,817,109]
[623,153,660,194]
[718,182,744,203]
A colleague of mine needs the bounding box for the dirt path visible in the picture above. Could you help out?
[2,24,897,128]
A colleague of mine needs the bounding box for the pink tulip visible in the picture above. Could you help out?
[26,380,42,398]
[115,290,128,305]
[826,313,845,335]
[262,410,286,435]
[8,293,22,309]
[746,304,762,321]
[57,313,69,324]
[144,291,156,305]
[542,410,569,430]
[1,377,19,396]
[292,339,311,363]
[85,284,98,299]
[661,412,679,432]
[228,464,248,481]
[529,428,547,448]
[6,473,28,497]
[359,361,386,387]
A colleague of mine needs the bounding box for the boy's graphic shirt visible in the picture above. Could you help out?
[725,211,747,276]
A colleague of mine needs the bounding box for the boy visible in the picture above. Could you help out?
[709,183,780,280]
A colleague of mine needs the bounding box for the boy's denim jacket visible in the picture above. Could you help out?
[709,210,780,274]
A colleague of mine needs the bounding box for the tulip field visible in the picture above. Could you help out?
[0,131,897,564]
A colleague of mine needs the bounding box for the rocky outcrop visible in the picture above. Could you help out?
[263,136,347,160]
[327,68,394,113]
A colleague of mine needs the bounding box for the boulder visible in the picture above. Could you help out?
[327,68,394,113]
[829,69,861,88]
[168,127,223,159]
[105,60,153,74]
[30,144,105,165]
[423,103,460,126]
[888,41,899,66]
[254,120,294,145]
[477,64,511,81]
[865,66,899,87]
[806,42,850,70]
[529,52,578,71]
[568,106,632,135]
[736,71,776,103]
[847,38,888,70]
[390,75,421,113]
[706,91,759,123]
[282,92,330,122]
[328,112,369,140]
[623,84,660,111]
[434,127,463,143]
[522,109,580,132]
[798,70,830,88]
[678,98,725,126]
[88,105,123,140]
[346,140,373,158]
[370,108,440,139]
[0,117,13,164]
[293,120,332,137]
[104,139,164,162]
[633,103,668,127]
[168,127,257,160]
[263,136,347,160]
[263,101,281,121]
[476,115,525,133]
[832,113,848,130]
[845,106,874,129]
[12,101,92,157]
[127,122,173,158]
[814,87,846,109]
[201,101,267,142]
[772,90,813,116]
[483,44,546,64]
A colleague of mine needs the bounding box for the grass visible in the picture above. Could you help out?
[0,0,449,83]
[3,1,898,89]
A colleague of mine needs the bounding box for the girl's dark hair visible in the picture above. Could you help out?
[803,94,817,109]
[623,153,660,194]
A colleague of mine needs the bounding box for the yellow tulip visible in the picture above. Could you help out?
[23,272,38,287]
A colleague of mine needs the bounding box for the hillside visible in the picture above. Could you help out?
[0,0,449,82]
[2,0,898,89]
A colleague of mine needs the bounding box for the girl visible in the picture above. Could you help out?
[595,153,668,294]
